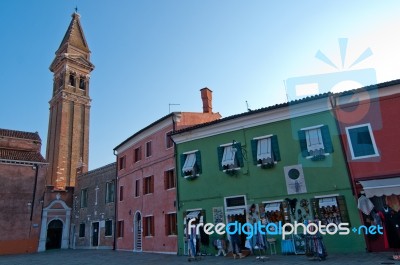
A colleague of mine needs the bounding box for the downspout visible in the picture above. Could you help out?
[113,150,118,251]
[30,164,39,221]
[171,114,180,256]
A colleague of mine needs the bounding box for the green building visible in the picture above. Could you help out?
[171,94,366,256]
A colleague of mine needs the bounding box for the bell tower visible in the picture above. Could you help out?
[46,11,94,190]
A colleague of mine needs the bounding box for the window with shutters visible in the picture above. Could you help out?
[134,146,142,163]
[164,169,176,189]
[345,123,379,160]
[135,179,140,197]
[298,125,333,161]
[217,142,244,173]
[165,213,177,236]
[251,135,281,168]
[105,220,113,237]
[180,150,202,179]
[145,141,152,158]
[117,220,124,238]
[80,188,88,208]
[105,181,115,203]
[144,216,155,237]
[144,176,154,195]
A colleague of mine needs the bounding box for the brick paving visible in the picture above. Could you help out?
[0,250,399,265]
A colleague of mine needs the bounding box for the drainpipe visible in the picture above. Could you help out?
[113,150,118,251]
[30,164,39,221]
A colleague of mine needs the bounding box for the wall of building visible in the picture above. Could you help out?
[73,163,116,249]
[175,110,366,254]
[117,123,177,253]
[0,164,46,254]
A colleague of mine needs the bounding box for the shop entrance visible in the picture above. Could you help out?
[224,195,248,251]
[46,220,63,250]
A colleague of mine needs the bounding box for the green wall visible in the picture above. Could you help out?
[176,110,366,254]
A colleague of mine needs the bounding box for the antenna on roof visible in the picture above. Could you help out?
[246,101,252,112]
[283,80,289,102]
[169,103,180,113]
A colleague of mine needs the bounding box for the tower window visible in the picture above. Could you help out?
[69,74,76,87]
[79,77,86,90]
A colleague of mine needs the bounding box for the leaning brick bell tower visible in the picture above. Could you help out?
[46,11,94,190]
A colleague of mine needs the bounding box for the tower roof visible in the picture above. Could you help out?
[57,12,90,54]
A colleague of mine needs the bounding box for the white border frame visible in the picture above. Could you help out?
[345,123,379,160]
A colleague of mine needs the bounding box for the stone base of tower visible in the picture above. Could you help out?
[38,186,74,252]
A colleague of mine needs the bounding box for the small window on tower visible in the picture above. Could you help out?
[79,77,86,90]
[69,74,76,87]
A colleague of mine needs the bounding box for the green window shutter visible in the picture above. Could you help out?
[180,154,186,176]
[195,151,202,174]
[217,146,224,171]
[235,142,244,167]
[251,139,258,165]
[321,125,334,153]
[336,195,350,225]
[271,135,281,162]
[298,130,309,157]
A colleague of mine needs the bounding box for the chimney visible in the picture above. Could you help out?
[200,87,213,113]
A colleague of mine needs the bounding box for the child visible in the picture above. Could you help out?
[214,237,227,256]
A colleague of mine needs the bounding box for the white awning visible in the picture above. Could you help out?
[226,208,245,216]
[319,197,337,208]
[186,211,200,219]
[360,178,400,198]
[265,203,281,212]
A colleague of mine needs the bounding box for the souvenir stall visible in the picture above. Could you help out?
[357,178,400,254]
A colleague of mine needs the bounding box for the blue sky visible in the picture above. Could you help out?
[1,1,400,170]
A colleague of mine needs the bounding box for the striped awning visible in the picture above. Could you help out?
[360,178,400,198]
[226,208,245,216]
[186,211,200,219]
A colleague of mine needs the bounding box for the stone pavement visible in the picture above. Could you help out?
[0,250,399,265]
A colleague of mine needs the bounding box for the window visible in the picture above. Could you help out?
[69,73,76,87]
[298,125,333,159]
[119,156,125,170]
[79,223,85,237]
[80,188,88,208]
[166,131,174,149]
[105,181,115,203]
[311,195,350,227]
[146,141,152,157]
[134,147,142,163]
[164,169,176,189]
[135,179,140,197]
[180,151,202,178]
[79,77,86,90]
[144,176,154,194]
[119,186,124,201]
[117,220,124,238]
[263,201,284,223]
[144,216,155,237]
[105,220,113,236]
[346,124,379,159]
[251,135,281,167]
[165,213,177,236]
[217,142,244,171]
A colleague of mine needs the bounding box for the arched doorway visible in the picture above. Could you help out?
[134,211,142,251]
[46,220,63,250]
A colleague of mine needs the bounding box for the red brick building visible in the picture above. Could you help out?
[113,88,220,253]
[0,129,47,255]
[334,80,400,252]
